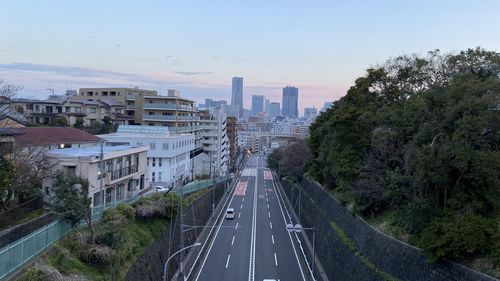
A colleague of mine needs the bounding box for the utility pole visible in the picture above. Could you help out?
[179,175,185,281]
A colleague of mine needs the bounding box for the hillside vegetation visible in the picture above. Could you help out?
[272,48,500,276]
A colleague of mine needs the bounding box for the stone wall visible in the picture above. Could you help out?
[280,178,498,281]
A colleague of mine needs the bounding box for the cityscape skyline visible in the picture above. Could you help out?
[2,1,499,113]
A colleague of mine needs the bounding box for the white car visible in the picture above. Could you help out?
[154,186,170,193]
[226,208,235,219]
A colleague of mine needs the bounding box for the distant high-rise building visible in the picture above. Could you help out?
[304,107,318,120]
[269,102,280,119]
[204,98,227,109]
[320,101,333,113]
[282,86,299,119]
[251,95,264,116]
[231,77,243,117]
[264,98,270,114]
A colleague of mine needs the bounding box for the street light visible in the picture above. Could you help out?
[163,242,202,281]
[282,177,301,223]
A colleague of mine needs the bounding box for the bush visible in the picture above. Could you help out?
[19,268,48,281]
[80,245,116,269]
[417,213,496,262]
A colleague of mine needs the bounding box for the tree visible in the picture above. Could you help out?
[100,115,113,134]
[0,79,23,127]
[53,172,96,244]
[74,117,84,128]
[0,156,14,210]
[47,117,68,127]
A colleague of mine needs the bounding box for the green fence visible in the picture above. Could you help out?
[0,177,229,280]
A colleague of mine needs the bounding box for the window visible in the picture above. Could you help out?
[152,158,156,167]
[150,143,156,150]
[152,172,155,182]
[162,143,169,150]
[135,155,139,166]
[75,107,82,113]
[105,161,112,172]
[159,158,162,167]
[65,106,71,112]
[87,107,97,113]
[158,172,162,182]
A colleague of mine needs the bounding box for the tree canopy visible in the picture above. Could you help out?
[308,48,500,265]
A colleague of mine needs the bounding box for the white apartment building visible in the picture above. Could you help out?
[44,144,149,207]
[99,125,194,189]
[198,108,230,175]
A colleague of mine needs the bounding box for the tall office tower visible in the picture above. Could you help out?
[231,77,243,117]
[251,95,265,116]
[282,86,299,119]
[269,102,281,119]
[264,98,270,114]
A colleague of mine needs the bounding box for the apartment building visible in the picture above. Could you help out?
[99,125,194,189]
[78,87,157,125]
[43,144,149,207]
[226,116,239,172]
[198,108,229,175]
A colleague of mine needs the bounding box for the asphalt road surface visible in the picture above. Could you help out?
[195,156,306,281]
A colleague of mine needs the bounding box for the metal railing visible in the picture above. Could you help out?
[109,165,138,181]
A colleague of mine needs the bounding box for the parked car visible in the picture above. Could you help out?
[154,186,170,193]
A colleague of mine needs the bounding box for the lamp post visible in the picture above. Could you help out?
[282,177,301,223]
[163,242,202,281]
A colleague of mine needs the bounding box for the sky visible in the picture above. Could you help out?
[1,0,499,114]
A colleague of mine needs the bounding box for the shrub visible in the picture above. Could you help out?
[19,268,48,281]
[80,245,116,269]
[417,213,496,262]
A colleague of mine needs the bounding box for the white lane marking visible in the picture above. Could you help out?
[269,221,273,229]
[274,253,278,266]
[272,234,275,245]
[194,176,241,280]
[238,212,241,218]
[242,197,245,202]
[241,203,243,209]
[231,236,235,246]
[273,173,307,281]
[226,254,231,268]
[267,203,270,209]
[248,171,258,281]
[235,222,239,230]
[266,197,268,202]
[268,211,271,218]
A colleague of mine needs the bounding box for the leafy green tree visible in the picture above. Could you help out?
[73,117,84,128]
[53,172,96,244]
[0,156,13,210]
[47,117,68,127]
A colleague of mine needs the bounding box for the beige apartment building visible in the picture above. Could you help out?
[43,144,149,207]
[78,87,157,125]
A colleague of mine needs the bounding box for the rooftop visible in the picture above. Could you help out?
[46,144,147,158]
[14,127,101,146]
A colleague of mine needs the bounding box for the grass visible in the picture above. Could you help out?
[15,189,212,281]
[366,210,411,243]
[19,209,47,224]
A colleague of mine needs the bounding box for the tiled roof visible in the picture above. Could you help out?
[14,127,101,146]
[0,128,24,136]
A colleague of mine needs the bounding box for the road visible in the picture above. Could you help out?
[195,155,306,281]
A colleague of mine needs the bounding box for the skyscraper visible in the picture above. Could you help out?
[264,98,270,114]
[231,77,243,117]
[282,86,299,119]
[251,95,264,116]
[269,102,280,119]
[304,107,318,120]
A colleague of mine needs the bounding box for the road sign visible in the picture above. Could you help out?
[286,223,294,232]
[294,224,303,233]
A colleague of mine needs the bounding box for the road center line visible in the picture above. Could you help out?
[269,221,273,229]
[272,234,275,245]
[242,197,245,202]
[231,235,235,246]
[274,253,278,266]
[268,211,271,218]
[267,203,270,209]
[226,254,231,268]
[241,203,243,209]
[238,212,241,218]
[235,222,239,230]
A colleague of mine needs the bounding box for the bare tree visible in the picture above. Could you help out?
[0,79,23,127]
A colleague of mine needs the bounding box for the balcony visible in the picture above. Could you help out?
[143,103,195,111]
[106,165,138,184]
[126,104,135,110]
[126,95,135,101]
[143,115,200,121]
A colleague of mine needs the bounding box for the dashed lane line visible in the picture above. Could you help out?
[226,254,231,268]
[231,236,235,246]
